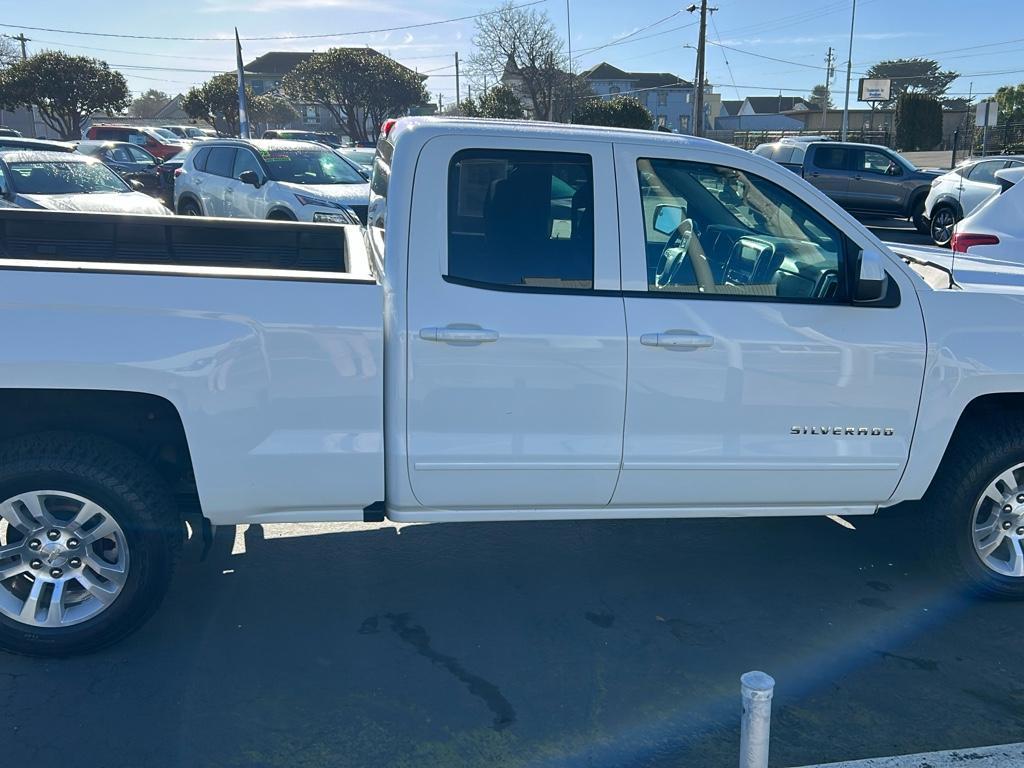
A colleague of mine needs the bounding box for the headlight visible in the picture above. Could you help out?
[313,210,358,224]
[294,193,341,208]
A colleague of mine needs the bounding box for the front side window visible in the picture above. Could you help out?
[232,149,263,180]
[860,149,895,175]
[635,158,845,301]
[125,145,156,165]
[447,149,594,290]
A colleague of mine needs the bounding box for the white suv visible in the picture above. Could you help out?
[174,139,369,224]
[924,155,1024,246]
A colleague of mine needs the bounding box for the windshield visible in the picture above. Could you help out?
[152,129,179,141]
[261,149,365,184]
[7,160,129,194]
[344,149,375,167]
[185,128,205,138]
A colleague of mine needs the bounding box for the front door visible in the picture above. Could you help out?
[199,146,236,217]
[406,138,626,510]
[611,145,926,510]
[848,148,905,214]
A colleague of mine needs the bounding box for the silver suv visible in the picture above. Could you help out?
[174,138,369,223]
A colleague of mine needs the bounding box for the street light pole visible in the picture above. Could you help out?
[840,0,857,141]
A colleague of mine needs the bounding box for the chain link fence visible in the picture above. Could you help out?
[704,128,894,150]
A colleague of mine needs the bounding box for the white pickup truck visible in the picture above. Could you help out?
[0,117,1021,656]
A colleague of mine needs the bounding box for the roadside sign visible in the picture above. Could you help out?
[858,78,891,102]
[976,100,998,128]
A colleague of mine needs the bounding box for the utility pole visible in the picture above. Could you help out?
[687,1,717,137]
[840,0,857,141]
[12,32,28,59]
[822,46,835,131]
[455,52,461,108]
[566,0,574,123]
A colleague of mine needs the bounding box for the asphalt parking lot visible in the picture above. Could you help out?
[860,216,934,248]
[3,510,1023,768]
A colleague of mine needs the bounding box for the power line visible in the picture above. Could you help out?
[709,15,740,100]
[573,9,683,57]
[574,20,699,58]
[0,1,546,42]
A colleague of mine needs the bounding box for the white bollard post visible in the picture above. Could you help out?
[739,670,775,768]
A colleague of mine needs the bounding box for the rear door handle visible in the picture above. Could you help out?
[420,326,499,344]
[640,332,714,350]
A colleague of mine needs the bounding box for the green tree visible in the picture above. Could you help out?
[129,88,170,118]
[808,84,833,110]
[895,92,942,151]
[995,83,1024,124]
[476,84,524,118]
[283,48,427,143]
[250,93,298,127]
[864,58,959,109]
[573,96,652,129]
[0,51,129,139]
[181,73,252,136]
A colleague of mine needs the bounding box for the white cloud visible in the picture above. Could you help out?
[402,33,415,45]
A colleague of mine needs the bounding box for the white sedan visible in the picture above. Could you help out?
[924,155,1024,246]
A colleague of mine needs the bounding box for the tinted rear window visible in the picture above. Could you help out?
[205,147,236,177]
[813,147,849,170]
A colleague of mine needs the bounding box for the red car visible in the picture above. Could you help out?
[84,125,187,160]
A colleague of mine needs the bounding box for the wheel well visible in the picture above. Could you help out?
[267,208,296,221]
[176,194,201,214]
[0,389,197,505]
[908,187,929,215]
[932,197,963,219]
[929,393,1024,492]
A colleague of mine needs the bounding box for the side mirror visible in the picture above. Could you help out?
[129,179,145,191]
[856,248,889,302]
[0,177,8,198]
[886,162,902,176]
[652,204,684,235]
[239,169,261,188]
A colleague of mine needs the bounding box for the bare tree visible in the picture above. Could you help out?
[0,36,18,69]
[469,2,566,121]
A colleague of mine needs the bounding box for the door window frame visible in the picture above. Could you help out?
[613,142,910,308]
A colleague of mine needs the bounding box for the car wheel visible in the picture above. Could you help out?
[927,415,1024,599]
[911,198,929,234]
[0,433,179,656]
[929,205,958,247]
[179,199,202,216]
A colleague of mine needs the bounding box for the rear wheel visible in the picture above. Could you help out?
[178,199,202,216]
[911,197,929,234]
[927,417,1024,598]
[929,205,958,247]
[0,433,178,656]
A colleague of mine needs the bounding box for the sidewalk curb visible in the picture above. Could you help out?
[792,742,1024,768]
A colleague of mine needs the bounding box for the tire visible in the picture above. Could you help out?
[926,415,1024,599]
[929,205,958,247]
[0,433,179,656]
[178,198,202,216]
[911,196,929,234]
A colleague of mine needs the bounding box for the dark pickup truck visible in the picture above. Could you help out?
[753,140,942,233]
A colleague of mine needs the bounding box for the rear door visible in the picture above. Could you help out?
[405,136,627,510]
[805,145,854,206]
[960,159,1008,215]
[198,146,235,217]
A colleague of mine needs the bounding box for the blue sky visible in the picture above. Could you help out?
[3,0,1022,106]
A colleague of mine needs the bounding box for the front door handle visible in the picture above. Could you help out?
[420,326,499,344]
[640,331,714,350]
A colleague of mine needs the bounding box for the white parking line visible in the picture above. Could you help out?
[793,742,1024,768]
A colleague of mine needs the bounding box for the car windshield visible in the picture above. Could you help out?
[7,160,129,194]
[260,149,365,184]
[344,149,375,167]
[185,128,206,138]
[152,129,179,141]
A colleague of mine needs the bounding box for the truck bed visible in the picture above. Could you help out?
[0,210,370,275]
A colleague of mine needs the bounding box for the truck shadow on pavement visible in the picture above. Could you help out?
[4,512,1023,768]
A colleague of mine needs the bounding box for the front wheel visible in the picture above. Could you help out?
[927,418,1024,598]
[911,198,929,234]
[0,433,178,656]
[178,199,202,216]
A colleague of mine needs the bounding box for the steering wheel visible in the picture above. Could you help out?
[654,217,695,289]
